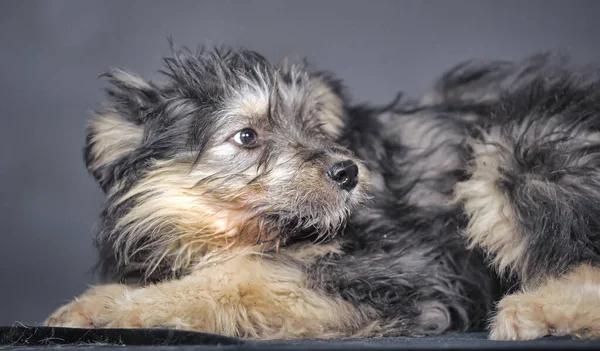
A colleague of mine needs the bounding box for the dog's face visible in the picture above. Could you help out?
[85,48,370,280]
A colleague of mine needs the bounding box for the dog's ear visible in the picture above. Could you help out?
[307,72,348,139]
[84,69,162,192]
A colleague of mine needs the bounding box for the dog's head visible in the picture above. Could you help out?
[85,47,369,281]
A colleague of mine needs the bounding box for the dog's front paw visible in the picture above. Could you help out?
[44,284,127,328]
[44,284,192,330]
[489,284,600,340]
[489,294,549,340]
[44,297,110,328]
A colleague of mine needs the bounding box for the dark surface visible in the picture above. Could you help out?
[3,327,600,350]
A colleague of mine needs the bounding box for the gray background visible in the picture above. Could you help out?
[1,0,600,325]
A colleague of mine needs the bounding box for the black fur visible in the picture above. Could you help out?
[319,100,504,333]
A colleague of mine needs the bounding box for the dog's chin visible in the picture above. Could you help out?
[252,191,365,249]
[265,209,350,248]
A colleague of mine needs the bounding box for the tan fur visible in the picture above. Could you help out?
[88,111,144,170]
[112,159,280,277]
[45,243,389,339]
[308,77,345,139]
[44,284,129,328]
[454,131,526,275]
[490,264,600,340]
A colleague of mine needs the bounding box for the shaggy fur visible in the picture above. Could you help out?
[442,53,600,340]
[44,47,600,340]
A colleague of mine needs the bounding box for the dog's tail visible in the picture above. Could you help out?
[454,70,600,286]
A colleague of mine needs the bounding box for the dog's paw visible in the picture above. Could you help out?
[44,284,127,328]
[44,284,192,330]
[44,297,110,328]
[489,285,600,340]
[489,294,549,340]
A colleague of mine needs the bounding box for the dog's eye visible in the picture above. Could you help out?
[232,128,258,147]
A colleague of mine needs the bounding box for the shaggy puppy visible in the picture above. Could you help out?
[43,46,498,339]
[45,46,600,341]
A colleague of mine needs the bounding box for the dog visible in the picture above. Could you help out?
[43,46,600,340]
[43,46,498,339]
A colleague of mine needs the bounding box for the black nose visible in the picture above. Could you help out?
[327,160,359,191]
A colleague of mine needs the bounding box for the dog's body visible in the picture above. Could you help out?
[45,48,600,340]
[440,55,600,339]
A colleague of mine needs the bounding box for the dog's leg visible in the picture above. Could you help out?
[490,264,600,340]
[44,254,379,339]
